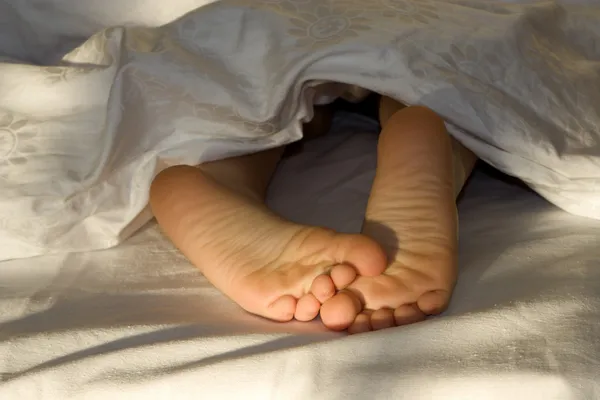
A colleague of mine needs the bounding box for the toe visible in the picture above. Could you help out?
[295,293,321,322]
[330,264,357,290]
[370,308,395,331]
[348,312,372,334]
[334,234,387,277]
[320,290,362,331]
[417,289,451,315]
[394,304,426,325]
[311,274,336,303]
[266,295,297,322]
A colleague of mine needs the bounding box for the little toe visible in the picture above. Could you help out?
[394,304,426,326]
[330,264,357,290]
[267,295,297,322]
[370,308,396,331]
[295,293,321,322]
[417,289,451,315]
[320,290,362,331]
[311,274,336,303]
[348,312,372,334]
[335,234,387,277]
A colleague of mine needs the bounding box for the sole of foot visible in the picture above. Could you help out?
[319,250,456,333]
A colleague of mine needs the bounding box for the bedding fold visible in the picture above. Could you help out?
[1,0,600,260]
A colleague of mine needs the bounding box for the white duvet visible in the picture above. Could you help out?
[1,0,600,261]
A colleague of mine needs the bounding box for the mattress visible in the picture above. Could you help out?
[1,113,599,399]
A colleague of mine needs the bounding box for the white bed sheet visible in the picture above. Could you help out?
[1,114,599,399]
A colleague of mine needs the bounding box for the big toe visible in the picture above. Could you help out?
[320,290,362,331]
[333,234,387,278]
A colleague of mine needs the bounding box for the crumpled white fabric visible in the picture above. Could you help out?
[1,0,600,261]
[1,118,599,398]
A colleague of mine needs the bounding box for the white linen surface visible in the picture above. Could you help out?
[1,0,600,261]
[1,115,599,399]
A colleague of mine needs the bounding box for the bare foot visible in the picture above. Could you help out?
[201,222,389,323]
[320,241,456,333]
[150,165,387,323]
[320,105,470,333]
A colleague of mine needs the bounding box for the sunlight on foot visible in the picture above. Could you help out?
[320,254,455,333]
[206,227,387,323]
[150,165,389,326]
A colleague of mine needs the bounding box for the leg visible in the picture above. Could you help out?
[320,97,477,332]
[150,145,387,323]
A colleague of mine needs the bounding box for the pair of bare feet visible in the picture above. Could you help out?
[150,98,477,334]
